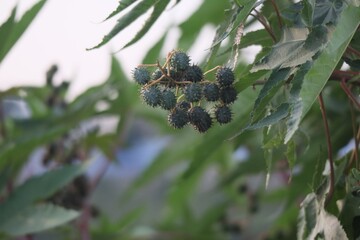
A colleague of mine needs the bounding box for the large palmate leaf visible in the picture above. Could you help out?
[300,5,360,119]
[0,204,79,236]
[251,26,331,72]
[0,164,84,227]
[0,0,47,64]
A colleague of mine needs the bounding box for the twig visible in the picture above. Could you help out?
[340,78,360,110]
[318,93,335,206]
[249,9,276,43]
[347,46,360,58]
[347,102,360,173]
[270,0,283,29]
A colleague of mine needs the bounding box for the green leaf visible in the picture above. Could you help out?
[300,5,360,120]
[103,0,138,21]
[0,204,79,236]
[302,0,315,27]
[251,26,330,72]
[0,8,16,58]
[284,61,312,143]
[313,0,345,25]
[251,68,292,122]
[247,103,289,131]
[0,0,47,64]
[122,0,170,49]
[234,69,269,93]
[88,0,157,50]
[298,190,348,240]
[0,164,84,227]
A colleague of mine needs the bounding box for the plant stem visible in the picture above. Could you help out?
[270,0,283,29]
[340,78,360,110]
[250,12,277,43]
[347,46,360,58]
[318,93,335,206]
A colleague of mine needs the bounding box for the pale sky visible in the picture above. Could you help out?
[0,0,205,98]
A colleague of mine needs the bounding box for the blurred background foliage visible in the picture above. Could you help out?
[0,0,360,239]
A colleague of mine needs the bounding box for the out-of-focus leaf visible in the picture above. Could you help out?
[142,34,166,64]
[0,0,47,64]
[0,8,16,59]
[285,140,296,181]
[300,5,360,119]
[122,0,170,49]
[88,0,157,50]
[234,69,269,93]
[0,164,84,227]
[0,204,79,236]
[103,0,138,21]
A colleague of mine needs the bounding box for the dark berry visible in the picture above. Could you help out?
[203,83,220,101]
[141,86,161,107]
[132,67,151,85]
[170,50,190,71]
[176,101,191,111]
[215,105,232,124]
[160,89,176,110]
[183,65,203,82]
[188,106,212,133]
[184,83,202,102]
[220,86,237,104]
[168,107,188,129]
[216,67,235,87]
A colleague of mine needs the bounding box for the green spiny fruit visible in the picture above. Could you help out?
[133,67,151,85]
[216,67,235,87]
[184,83,202,102]
[170,50,190,71]
[141,86,161,107]
[183,64,203,82]
[160,89,176,110]
[188,106,212,133]
[215,105,232,124]
[203,83,220,101]
[168,107,189,129]
[220,86,237,104]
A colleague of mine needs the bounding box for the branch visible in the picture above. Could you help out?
[340,78,360,110]
[250,11,277,43]
[318,93,335,206]
[270,0,283,29]
[346,46,360,58]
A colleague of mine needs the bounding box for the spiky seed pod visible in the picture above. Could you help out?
[220,86,237,104]
[141,86,161,107]
[184,83,202,102]
[176,101,191,111]
[216,67,235,87]
[183,65,203,82]
[188,106,212,133]
[215,105,232,124]
[170,50,190,71]
[203,83,220,101]
[168,107,189,129]
[160,89,176,110]
[152,68,163,80]
[133,67,151,85]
